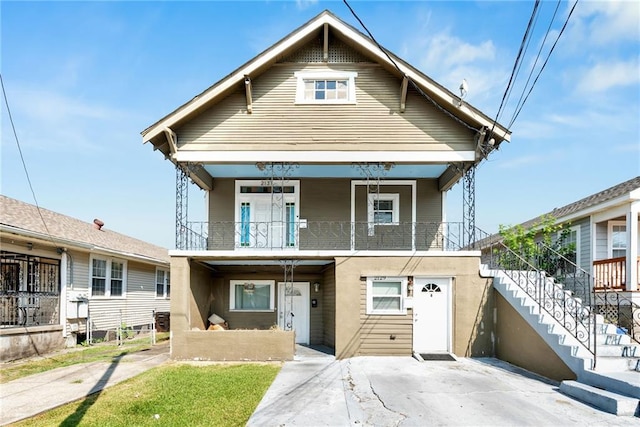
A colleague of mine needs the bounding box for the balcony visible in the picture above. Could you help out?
[593,256,640,290]
[177,221,484,252]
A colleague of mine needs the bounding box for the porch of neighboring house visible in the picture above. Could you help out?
[0,251,64,361]
[591,213,639,295]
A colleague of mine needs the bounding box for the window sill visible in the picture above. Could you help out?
[366,310,407,316]
[294,100,356,105]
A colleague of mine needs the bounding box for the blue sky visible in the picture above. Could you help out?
[2,0,639,249]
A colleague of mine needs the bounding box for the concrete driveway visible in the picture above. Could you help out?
[248,347,638,426]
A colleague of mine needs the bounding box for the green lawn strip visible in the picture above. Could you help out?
[0,333,169,384]
[14,363,281,427]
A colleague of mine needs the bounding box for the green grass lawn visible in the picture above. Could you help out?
[0,333,170,384]
[13,363,281,427]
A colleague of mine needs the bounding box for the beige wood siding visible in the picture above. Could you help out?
[176,62,475,152]
[322,267,336,348]
[359,280,413,355]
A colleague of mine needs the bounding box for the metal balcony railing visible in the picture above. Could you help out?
[177,221,485,252]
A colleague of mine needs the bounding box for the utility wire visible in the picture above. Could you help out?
[502,1,542,121]
[509,0,580,127]
[489,0,541,139]
[508,0,562,128]
[1,73,59,247]
[342,0,480,133]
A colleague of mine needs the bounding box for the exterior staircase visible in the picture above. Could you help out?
[486,267,640,417]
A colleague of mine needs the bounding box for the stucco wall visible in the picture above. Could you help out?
[334,256,493,359]
[494,293,576,382]
[171,329,294,361]
[0,325,65,362]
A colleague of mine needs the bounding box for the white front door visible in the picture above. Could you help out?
[278,282,310,344]
[412,277,452,353]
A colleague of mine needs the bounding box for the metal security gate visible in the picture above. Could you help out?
[0,251,60,327]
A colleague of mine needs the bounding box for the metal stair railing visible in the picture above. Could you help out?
[527,240,640,348]
[482,238,598,364]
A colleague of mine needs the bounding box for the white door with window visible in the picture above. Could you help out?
[278,282,310,344]
[236,181,299,249]
[412,277,452,354]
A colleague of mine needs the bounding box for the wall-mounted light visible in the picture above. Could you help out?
[313,282,320,293]
[27,242,33,251]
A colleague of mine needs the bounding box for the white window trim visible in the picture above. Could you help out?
[366,276,407,315]
[558,225,581,266]
[229,279,275,312]
[234,180,300,249]
[368,193,400,236]
[294,70,357,104]
[155,267,170,299]
[89,255,127,299]
[608,220,627,258]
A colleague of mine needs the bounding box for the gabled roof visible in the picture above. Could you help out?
[519,176,640,228]
[141,10,510,147]
[0,195,169,265]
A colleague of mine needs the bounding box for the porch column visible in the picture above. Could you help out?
[627,202,639,291]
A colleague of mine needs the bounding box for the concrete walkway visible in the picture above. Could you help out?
[0,341,169,426]
[248,346,639,426]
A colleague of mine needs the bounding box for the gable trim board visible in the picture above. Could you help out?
[142,10,510,149]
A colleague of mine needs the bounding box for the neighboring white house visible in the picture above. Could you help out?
[0,195,170,361]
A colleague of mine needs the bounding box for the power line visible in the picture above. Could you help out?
[342,0,480,133]
[1,73,59,247]
[489,0,541,139]
[508,0,562,129]
[509,0,580,128]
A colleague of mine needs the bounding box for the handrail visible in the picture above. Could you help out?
[482,238,598,365]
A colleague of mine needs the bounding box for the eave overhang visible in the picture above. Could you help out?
[141,10,511,149]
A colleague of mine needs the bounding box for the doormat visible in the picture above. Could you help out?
[420,353,456,361]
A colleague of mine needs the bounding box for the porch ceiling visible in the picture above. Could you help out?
[203,259,334,266]
[203,164,448,179]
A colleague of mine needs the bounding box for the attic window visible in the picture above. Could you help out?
[294,71,357,104]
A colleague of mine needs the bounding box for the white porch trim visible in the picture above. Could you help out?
[173,151,476,163]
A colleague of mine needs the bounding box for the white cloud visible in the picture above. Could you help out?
[570,0,640,46]
[575,59,640,93]
[295,0,318,10]
[405,31,506,106]
[2,84,133,152]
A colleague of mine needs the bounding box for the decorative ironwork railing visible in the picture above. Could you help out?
[1,252,61,328]
[179,221,482,252]
[0,292,60,327]
[483,238,640,366]
[482,240,598,360]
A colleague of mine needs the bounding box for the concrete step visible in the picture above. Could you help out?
[559,380,639,416]
[597,333,632,345]
[595,356,640,372]
[581,369,640,400]
[597,344,640,357]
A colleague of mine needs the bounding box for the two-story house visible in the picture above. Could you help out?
[141,10,510,361]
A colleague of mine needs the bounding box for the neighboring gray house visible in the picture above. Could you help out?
[0,195,170,361]
[490,176,639,296]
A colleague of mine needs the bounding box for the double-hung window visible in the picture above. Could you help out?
[229,280,275,312]
[610,222,627,258]
[294,71,357,104]
[366,276,407,315]
[367,193,399,236]
[156,268,170,299]
[90,256,127,298]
